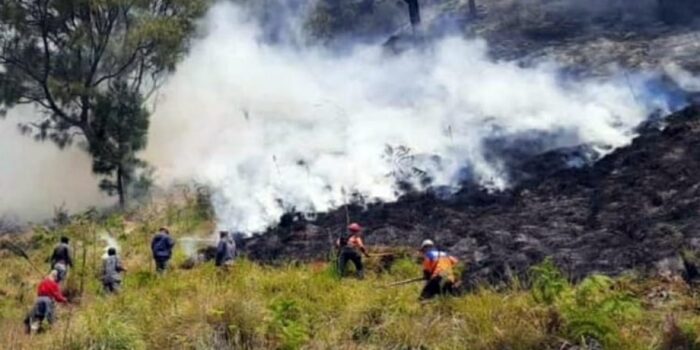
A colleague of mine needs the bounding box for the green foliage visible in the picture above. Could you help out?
[305,0,404,42]
[530,258,568,305]
[0,208,698,350]
[0,0,210,205]
[92,80,151,205]
[268,298,310,350]
[530,259,642,348]
[390,256,422,280]
[661,315,700,350]
[67,310,146,350]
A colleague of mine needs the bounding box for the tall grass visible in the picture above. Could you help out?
[1,200,699,349]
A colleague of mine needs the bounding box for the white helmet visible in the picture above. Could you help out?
[421,239,435,249]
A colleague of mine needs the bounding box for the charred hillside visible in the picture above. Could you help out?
[245,105,700,285]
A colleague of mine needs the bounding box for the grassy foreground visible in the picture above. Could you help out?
[0,201,699,349]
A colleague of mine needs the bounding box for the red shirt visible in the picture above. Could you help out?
[37,278,67,303]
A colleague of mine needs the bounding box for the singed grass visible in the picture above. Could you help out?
[0,202,698,350]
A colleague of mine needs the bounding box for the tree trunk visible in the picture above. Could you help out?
[404,0,421,27]
[117,164,126,208]
[469,0,477,18]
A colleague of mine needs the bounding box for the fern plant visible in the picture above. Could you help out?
[530,258,569,305]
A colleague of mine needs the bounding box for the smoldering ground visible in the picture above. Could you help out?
[0,0,696,231]
[144,2,678,234]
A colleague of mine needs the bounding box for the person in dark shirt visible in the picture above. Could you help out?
[102,248,126,294]
[151,227,176,273]
[215,231,237,268]
[50,236,72,283]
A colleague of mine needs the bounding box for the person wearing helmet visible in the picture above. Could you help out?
[419,239,459,300]
[336,223,370,279]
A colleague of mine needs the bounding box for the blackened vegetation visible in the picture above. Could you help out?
[246,106,700,288]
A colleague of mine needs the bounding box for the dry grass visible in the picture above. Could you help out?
[0,201,698,350]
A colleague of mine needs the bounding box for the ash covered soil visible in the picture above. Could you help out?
[245,105,700,286]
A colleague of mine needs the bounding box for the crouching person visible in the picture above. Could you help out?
[419,240,459,300]
[102,248,126,294]
[24,270,67,334]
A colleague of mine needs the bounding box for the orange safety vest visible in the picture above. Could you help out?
[423,249,458,282]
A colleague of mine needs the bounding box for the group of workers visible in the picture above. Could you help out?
[337,222,460,300]
[23,223,454,334]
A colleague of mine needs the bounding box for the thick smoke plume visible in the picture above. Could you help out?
[0,107,110,222]
[144,2,674,234]
[100,232,120,258]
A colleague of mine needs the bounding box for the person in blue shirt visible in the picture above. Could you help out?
[151,227,176,273]
[215,231,237,268]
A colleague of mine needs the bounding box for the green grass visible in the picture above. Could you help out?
[0,201,699,349]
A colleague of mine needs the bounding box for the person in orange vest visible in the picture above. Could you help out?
[336,223,370,279]
[420,239,459,300]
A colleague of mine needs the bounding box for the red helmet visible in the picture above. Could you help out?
[348,223,362,233]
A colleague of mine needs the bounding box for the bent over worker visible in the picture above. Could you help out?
[420,239,459,300]
[24,270,68,334]
[337,223,370,279]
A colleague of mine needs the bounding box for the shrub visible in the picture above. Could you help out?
[530,258,568,305]
[268,298,310,350]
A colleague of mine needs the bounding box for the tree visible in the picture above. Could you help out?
[403,0,420,28]
[92,80,149,206]
[0,0,209,207]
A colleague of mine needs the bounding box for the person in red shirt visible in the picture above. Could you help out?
[336,223,370,279]
[24,270,67,334]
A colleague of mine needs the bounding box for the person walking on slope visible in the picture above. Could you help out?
[23,270,68,334]
[420,239,459,300]
[215,231,237,268]
[337,223,370,279]
[151,227,176,274]
[102,248,126,294]
[49,236,73,283]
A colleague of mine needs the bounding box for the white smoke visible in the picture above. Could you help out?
[179,237,216,258]
[664,62,700,92]
[0,107,112,221]
[144,2,673,234]
[100,232,120,259]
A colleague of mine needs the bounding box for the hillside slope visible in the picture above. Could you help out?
[246,105,700,286]
[0,202,699,349]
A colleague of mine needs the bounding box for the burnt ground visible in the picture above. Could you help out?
[244,105,700,287]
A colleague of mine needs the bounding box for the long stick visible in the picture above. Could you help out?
[341,187,350,226]
[368,253,395,258]
[386,277,423,287]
